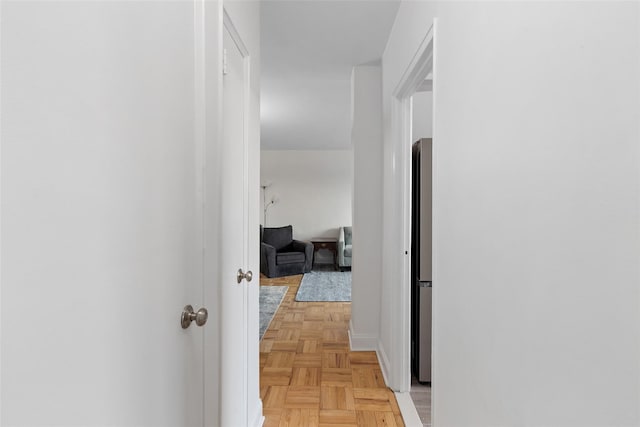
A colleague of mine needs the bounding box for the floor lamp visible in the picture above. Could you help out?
[261,182,278,226]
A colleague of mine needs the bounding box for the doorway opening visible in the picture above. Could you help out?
[409,90,434,427]
[388,21,435,427]
[258,150,354,337]
[255,2,402,425]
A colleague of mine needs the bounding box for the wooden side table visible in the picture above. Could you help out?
[310,238,338,271]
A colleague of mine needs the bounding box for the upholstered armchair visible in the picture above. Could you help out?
[260,225,313,278]
[338,226,352,270]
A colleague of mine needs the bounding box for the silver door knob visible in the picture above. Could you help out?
[237,268,253,284]
[181,305,208,329]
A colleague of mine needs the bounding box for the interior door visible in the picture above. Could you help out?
[1,2,205,425]
[220,17,252,426]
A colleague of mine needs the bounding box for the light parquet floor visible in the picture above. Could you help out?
[260,272,405,427]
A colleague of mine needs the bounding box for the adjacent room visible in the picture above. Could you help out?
[258,149,354,336]
[256,2,403,426]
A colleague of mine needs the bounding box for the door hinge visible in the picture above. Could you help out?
[223,48,228,75]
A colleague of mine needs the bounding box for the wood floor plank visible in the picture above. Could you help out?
[297,339,321,353]
[320,386,355,410]
[278,409,302,427]
[291,367,321,386]
[266,351,296,369]
[349,352,379,366]
[321,368,353,387]
[355,410,378,427]
[323,352,351,369]
[322,329,349,343]
[263,408,282,427]
[262,367,293,386]
[300,408,320,427]
[319,409,357,424]
[261,339,274,353]
[263,386,289,408]
[353,400,392,412]
[303,320,325,330]
[293,353,322,368]
[272,340,300,352]
[352,388,390,400]
[299,329,324,340]
[284,386,321,409]
[374,411,399,427]
[352,386,394,412]
[351,367,387,388]
[387,389,402,415]
[277,328,302,341]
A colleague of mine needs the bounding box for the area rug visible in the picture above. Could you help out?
[295,270,351,302]
[259,286,288,340]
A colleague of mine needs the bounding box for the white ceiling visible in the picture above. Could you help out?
[261,1,400,150]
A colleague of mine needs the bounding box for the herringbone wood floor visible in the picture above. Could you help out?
[260,272,405,427]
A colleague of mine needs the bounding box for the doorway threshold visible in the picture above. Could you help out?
[395,391,423,427]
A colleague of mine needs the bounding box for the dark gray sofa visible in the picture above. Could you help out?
[260,225,313,278]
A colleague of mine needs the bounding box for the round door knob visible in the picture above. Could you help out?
[181,305,208,329]
[237,268,253,284]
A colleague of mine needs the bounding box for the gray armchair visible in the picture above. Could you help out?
[260,225,313,278]
[338,226,352,270]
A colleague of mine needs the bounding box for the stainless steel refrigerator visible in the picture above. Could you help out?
[411,138,432,383]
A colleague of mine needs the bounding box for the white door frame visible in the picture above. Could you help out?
[201,3,261,425]
[389,20,435,395]
[220,8,263,427]
[202,2,223,425]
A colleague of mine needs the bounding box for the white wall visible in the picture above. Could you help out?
[349,66,383,350]
[380,2,640,426]
[260,150,353,244]
[412,91,432,140]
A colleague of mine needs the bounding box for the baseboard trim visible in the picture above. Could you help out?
[250,399,264,427]
[348,320,378,351]
[395,391,423,427]
[376,340,392,388]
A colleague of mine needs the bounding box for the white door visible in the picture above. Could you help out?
[220,17,254,426]
[1,2,205,425]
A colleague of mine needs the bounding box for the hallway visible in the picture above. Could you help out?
[259,274,405,427]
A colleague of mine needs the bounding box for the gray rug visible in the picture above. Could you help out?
[295,270,352,302]
[259,286,287,340]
